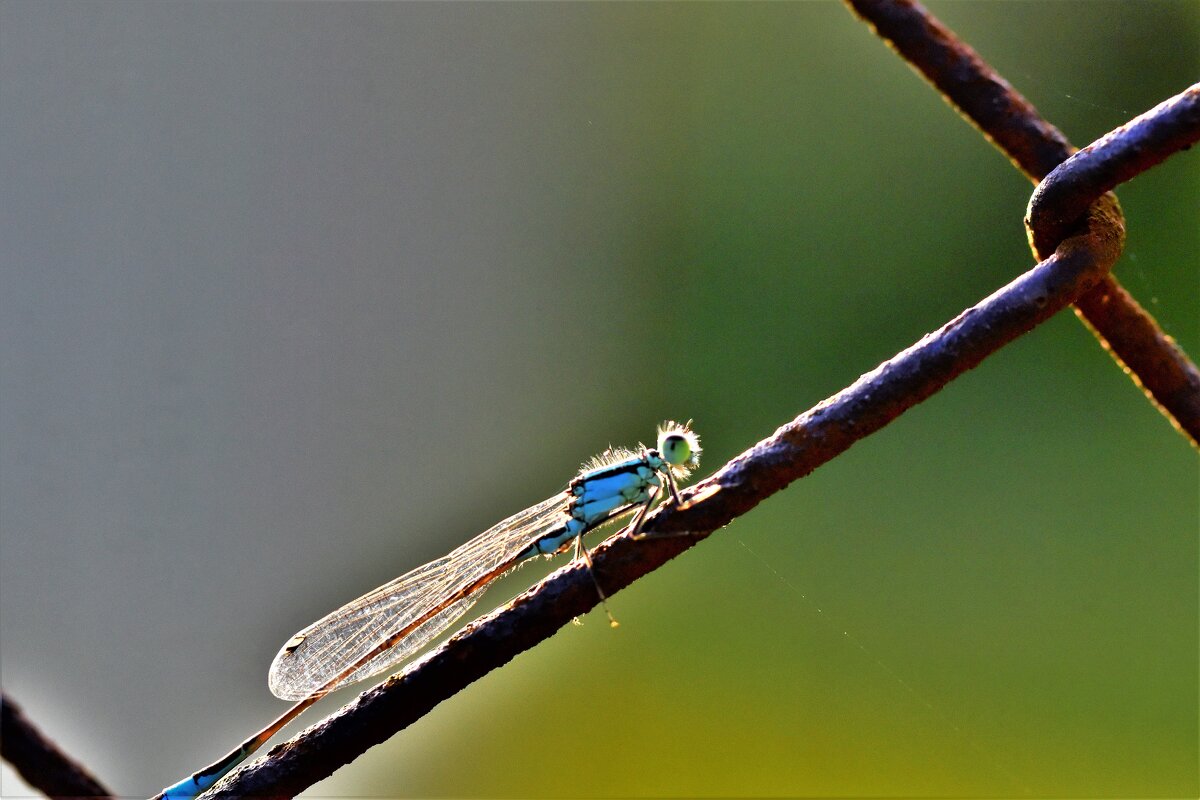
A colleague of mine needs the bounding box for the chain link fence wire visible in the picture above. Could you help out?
[847,0,1200,447]
[0,695,113,799]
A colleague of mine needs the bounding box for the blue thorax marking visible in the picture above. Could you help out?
[520,449,666,559]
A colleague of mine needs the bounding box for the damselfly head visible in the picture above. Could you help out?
[657,420,701,472]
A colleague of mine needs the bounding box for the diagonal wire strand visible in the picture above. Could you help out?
[1,693,115,800]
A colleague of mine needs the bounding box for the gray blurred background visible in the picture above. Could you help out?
[2,2,1196,798]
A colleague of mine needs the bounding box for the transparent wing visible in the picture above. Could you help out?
[268,492,572,700]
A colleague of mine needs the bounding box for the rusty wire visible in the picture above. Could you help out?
[209,7,1200,797]
[1027,86,1200,256]
[845,0,1200,447]
[1,693,114,800]
[1027,85,1200,442]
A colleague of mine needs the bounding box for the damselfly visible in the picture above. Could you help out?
[156,421,701,800]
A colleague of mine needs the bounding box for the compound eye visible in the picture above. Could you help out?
[661,433,691,466]
[656,421,701,468]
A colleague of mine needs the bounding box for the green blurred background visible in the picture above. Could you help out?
[2,2,1196,797]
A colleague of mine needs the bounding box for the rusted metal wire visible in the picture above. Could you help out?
[1071,280,1200,442]
[1027,85,1200,258]
[1,693,114,800]
[1027,86,1200,441]
[844,0,1075,177]
[845,0,1200,447]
